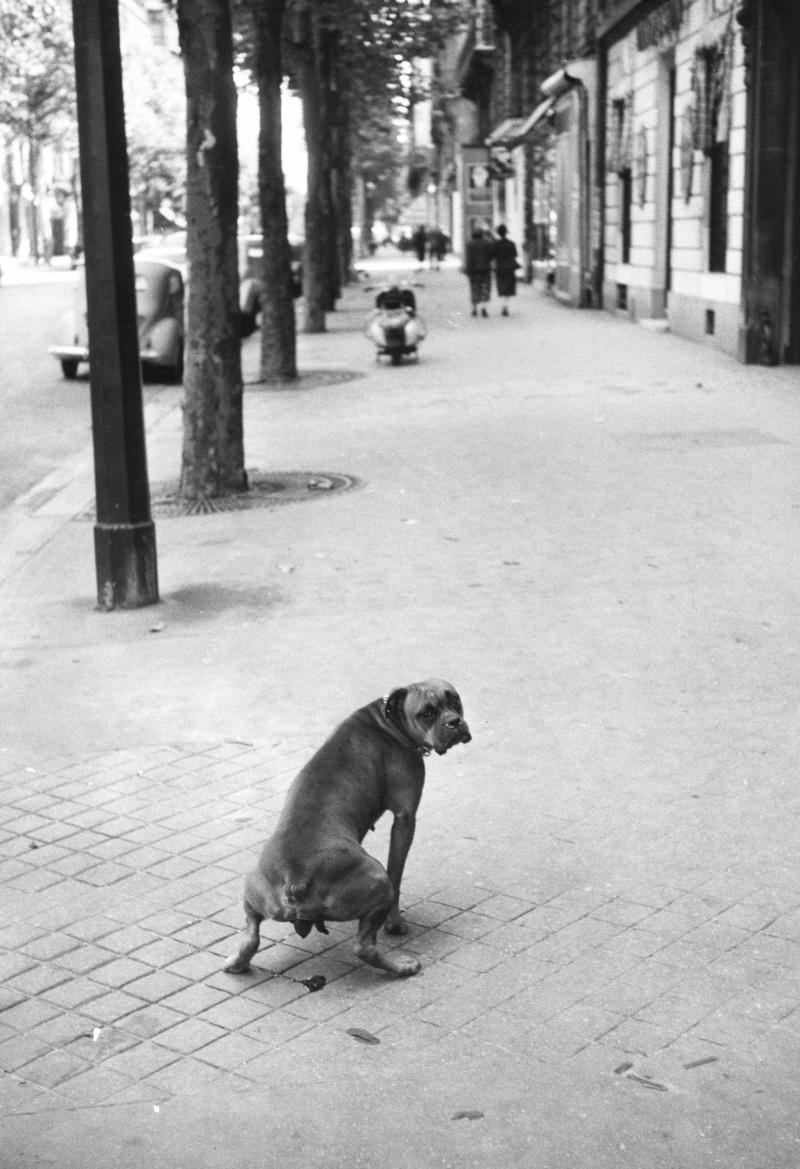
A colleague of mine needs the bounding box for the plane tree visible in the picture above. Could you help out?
[283,0,467,334]
[176,0,246,500]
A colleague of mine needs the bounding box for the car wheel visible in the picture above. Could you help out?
[61,359,79,379]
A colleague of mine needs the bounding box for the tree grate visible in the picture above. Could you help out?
[73,471,363,521]
[244,368,364,390]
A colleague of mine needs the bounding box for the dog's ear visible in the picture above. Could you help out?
[384,687,408,727]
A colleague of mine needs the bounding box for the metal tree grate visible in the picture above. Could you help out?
[74,471,363,520]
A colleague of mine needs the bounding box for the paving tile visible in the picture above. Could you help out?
[142,1054,226,1095]
[6,869,64,894]
[63,916,120,943]
[88,955,153,988]
[591,899,656,927]
[124,970,191,1003]
[0,1032,53,1072]
[40,976,106,1010]
[198,996,273,1031]
[63,1025,138,1065]
[164,952,224,982]
[78,989,148,1025]
[52,1064,134,1105]
[438,940,507,973]
[159,983,229,1017]
[77,861,135,888]
[0,1074,52,1116]
[240,1011,316,1047]
[31,1012,97,1048]
[194,1032,268,1070]
[130,938,195,968]
[119,1003,186,1040]
[17,1047,89,1088]
[101,1041,179,1080]
[100,925,162,955]
[154,1017,227,1054]
[52,945,115,975]
[136,909,197,936]
[0,996,61,1034]
[174,920,236,948]
[5,963,72,997]
[599,1017,682,1057]
[0,922,45,950]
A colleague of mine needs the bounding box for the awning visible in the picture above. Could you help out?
[486,117,526,147]
[485,98,555,149]
[515,96,557,139]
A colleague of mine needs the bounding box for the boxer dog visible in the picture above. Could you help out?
[224,679,470,978]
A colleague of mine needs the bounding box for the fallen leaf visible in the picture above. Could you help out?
[627,1075,668,1092]
[452,1111,484,1121]
[614,1062,634,1075]
[347,1027,380,1045]
[684,1056,718,1070]
[301,975,326,993]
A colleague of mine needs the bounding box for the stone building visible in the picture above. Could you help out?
[439,0,799,365]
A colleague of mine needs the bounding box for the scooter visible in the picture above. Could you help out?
[364,283,427,365]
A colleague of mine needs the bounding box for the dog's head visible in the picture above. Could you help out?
[385,679,471,756]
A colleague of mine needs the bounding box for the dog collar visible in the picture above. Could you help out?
[381,697,431,757]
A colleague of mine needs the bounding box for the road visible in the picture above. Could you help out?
[0,266,179,510]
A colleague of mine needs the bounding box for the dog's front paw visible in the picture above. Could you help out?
[223,954,251,974]
[385,952,421,977]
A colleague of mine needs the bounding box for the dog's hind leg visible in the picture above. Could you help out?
[224,881,265,973]
[350,867,422,977]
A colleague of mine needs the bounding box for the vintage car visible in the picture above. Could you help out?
[154,230,303,338]
[238,233,304,336]
[48,254,185,382]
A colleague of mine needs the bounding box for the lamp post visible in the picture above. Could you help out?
[71,0,158,609]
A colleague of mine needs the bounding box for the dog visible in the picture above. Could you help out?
[224,679,471,978]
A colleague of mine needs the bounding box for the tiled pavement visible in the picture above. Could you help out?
[3,733,800,1121]
[5,261,800,1162]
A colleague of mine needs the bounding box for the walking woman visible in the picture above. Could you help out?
[464,227,493,316]
[492,224,518,315]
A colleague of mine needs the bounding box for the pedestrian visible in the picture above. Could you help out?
[492,224,519,316]
[464,228,494,317]
[412,225,427,267]
[427,227,446,270]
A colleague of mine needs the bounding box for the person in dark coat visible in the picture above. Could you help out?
[492,224,518,315]
[464,228,494,316]
[411,225,427,266]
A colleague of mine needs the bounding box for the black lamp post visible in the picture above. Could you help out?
[71,0,158,609]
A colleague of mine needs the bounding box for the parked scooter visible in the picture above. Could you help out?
[364,283,427,365]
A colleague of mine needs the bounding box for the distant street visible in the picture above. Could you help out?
[0,265,180,510]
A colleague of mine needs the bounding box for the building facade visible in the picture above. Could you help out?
[440,0,800,365]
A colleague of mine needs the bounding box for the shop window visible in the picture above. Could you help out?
[620,169,633,264]
[708,139,729,272]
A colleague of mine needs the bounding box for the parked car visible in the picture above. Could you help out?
[238,233,304,335]
[143,229,303,339]
[48,254,185,382]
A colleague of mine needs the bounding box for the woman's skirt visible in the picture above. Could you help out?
[495,269,517,298]
[469,272,492,304]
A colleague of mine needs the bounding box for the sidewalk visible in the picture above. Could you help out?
[2,263,800,1166]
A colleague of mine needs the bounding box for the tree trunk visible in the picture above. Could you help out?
[177,0,246,500]
[246,0,298,383]
[28,139,41,262]
[290,1,335,333]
